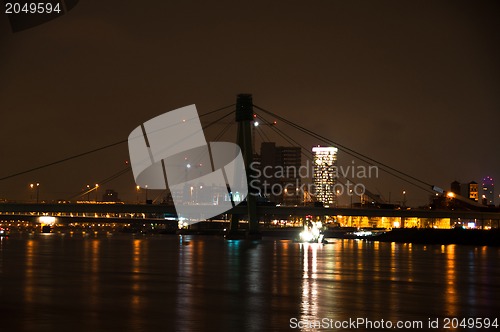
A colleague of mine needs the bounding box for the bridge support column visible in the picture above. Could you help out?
[230,212,240,233]
[229,94,259,239]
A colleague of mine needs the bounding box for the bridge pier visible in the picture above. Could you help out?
[227,94,260,240]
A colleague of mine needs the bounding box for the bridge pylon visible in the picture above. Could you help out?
[228,94,260,239]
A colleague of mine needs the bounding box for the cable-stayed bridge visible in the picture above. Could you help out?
[1,94,499,235]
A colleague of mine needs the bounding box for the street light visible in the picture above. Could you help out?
[145,185,148,203]
[29,183,39,203]
[95,184,99,202]
[86,184,91,201]
[136,185,140,203]
[402,190,407,208]
[35,183,40,203]
[29,183,34,202]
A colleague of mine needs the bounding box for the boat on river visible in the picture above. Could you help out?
[295,220,326,244]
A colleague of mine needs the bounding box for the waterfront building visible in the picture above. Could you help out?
[467,181,479,202]
[254,142,302,205]
[312,146,338,205]
[276,146,302,205]
[451,181,461,195]
[482,176,495,206]
[450,180,479,201]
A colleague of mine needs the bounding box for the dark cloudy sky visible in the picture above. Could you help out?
[1,0,499,206]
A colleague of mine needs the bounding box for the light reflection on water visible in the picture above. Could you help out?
[300,243,320,325]
[130,239,144,331]
[445,244,457,317]
[0,234,499,331]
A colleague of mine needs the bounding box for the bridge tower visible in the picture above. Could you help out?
[229,94,259,238]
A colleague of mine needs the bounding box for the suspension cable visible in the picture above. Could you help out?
[0,104,235,182]
[254,104,435,194]
[69,166,131,199]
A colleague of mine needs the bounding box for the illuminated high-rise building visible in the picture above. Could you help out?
[312,146,338,205]
[482,176,494,206]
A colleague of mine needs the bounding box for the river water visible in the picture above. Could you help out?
[0,234,499,331]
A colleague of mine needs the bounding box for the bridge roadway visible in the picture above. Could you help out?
[1,203,500,221]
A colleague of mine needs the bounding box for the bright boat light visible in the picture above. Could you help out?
[299,229,314,242]
[353,231,373,237]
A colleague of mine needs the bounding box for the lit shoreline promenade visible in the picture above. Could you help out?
[1,202,499,231]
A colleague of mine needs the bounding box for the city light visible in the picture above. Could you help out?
[29,182,40,203]
[38,216,56,224]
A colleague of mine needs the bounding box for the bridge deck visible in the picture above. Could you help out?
[1,203,499,220]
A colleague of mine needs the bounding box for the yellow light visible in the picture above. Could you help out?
[39,216,56,224]
[447,192,455,198]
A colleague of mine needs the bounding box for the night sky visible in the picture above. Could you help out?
[1,0,499,206]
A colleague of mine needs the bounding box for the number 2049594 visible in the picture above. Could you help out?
[443,317,498,329]
[5,2,61,14]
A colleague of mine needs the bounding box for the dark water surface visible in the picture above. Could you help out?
[1,234,499,331]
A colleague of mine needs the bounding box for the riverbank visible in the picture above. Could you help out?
[180,227,500,246]
[373,228,500,246]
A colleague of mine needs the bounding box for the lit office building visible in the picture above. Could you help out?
[467,181,479,202]
[312,146,338,205]
[451,180,479,202]
[482,176,495,206]
[276,146,302,205]
[256,142,302,205]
